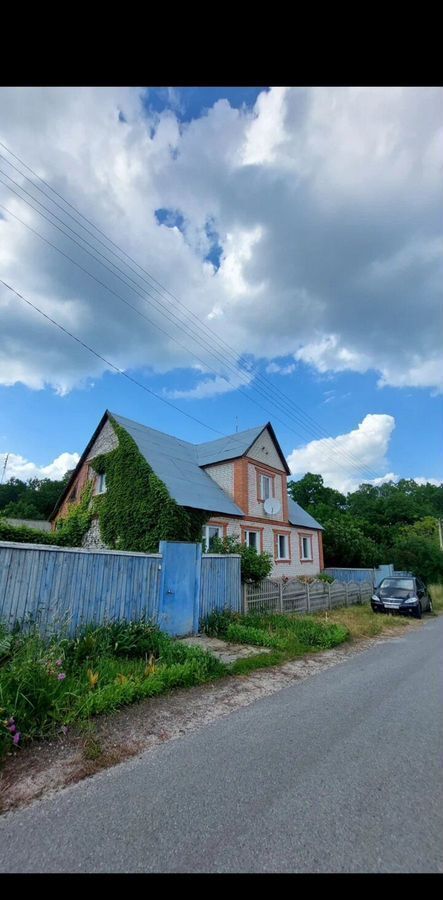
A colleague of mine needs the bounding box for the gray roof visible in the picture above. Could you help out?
[288,497,323,531]
[196,425,266,466]
[111,413,244,517]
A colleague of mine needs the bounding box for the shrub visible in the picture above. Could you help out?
[315,573,335,584]
[209,534,273,583]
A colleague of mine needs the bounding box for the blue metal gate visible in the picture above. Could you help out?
[158,541,202,636]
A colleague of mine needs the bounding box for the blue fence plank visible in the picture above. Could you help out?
[0,542,242,637]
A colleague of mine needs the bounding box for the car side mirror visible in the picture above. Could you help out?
[417,589,424,597]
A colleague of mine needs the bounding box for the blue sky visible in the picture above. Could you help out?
[0,86,441,492]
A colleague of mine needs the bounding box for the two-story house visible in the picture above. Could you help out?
[51,411,324,577]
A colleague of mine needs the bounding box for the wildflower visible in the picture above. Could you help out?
[87,669,99,689]
[56,658,63,667]
[57,672,66,681]
[12,732,20,746]
[7,723,16,734]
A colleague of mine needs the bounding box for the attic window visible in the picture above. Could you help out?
[95,473,107,495]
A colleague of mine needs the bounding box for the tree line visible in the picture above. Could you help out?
[289,474,443,584]
[0,475,70,521]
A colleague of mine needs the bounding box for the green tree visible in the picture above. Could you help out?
[392,535,443,584]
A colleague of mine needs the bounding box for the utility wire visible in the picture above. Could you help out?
[0,144,381,482]
[0,143,381,481]
[1,192,378,484]
[0,148,380,481]
[0,279,224,437]
[0,141,377,473]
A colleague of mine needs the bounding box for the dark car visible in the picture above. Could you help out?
[371,576,432,619]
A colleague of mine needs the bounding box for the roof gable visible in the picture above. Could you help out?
[197,422,290,473]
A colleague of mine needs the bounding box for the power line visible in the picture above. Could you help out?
[0,143,381,482]
[0,280,224,437]
[1,194,378,485]
[0,143,382,483]
[0,148,381,481]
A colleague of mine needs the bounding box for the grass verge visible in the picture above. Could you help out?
[0,619,226,762]
[429,583,443,612]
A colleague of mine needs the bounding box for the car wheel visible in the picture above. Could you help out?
[414,602,422,620]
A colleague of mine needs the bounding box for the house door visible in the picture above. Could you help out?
[158,541,202,637]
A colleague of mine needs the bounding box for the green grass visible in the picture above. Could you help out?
[0,619,227,761]
[203,608,350,676]
[429,583,443,612]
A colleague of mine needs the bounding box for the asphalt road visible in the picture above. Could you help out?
[1,617,442,873]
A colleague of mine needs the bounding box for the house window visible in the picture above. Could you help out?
[301,535,313,561]
[203,525,221,551]
[260,474,272,500]
[277,534,290,560]
[95,472,107,495]
[244,530,259,550]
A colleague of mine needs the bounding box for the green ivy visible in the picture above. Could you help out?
[54,481,95,547]
[91,419,208,553]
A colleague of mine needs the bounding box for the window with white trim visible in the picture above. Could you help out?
[202,525,221,551]
[244,530,259,550]
[95,473,107,495]
[301,535,313,560]
[277,534,290,560]
[260,474,272,500]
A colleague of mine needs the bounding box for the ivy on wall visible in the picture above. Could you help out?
[90,419,208,553]
[54,481,95,546]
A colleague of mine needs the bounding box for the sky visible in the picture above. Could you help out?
[0,86,441,496]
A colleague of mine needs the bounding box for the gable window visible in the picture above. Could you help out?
[203,525,221,551]
[277,534,290,560]
[300,535,313,561]
[244,530,259,550]
[260,474,272,500]
[95,472,107,495]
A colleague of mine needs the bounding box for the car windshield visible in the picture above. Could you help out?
[379,578,415,597]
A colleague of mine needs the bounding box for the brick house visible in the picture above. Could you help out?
[51,411,324,577]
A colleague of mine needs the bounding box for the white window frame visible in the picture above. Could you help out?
[277,533,290,560]
[203,525,222,551]
[95,472,107,495]
[260,474,272,501]
[244,530,259,550]
[301,535,313,561]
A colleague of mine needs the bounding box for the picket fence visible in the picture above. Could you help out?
[244,577,374,615]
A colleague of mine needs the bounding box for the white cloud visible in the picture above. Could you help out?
[0,86,441,395]
[287,414,396,493]
[287,414,443,492]
[413,476,442,487]
[1,451,79,482]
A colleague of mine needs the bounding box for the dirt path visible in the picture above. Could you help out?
[0,625,416,815]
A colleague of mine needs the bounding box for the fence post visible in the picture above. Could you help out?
[345,583,349,607]
[243,582,248,614]
[279,582,283,614]
[328,583,331,610]
[358,583,363,604]
[306,582,310,614]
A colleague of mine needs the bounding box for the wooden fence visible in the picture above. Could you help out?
[244,577,374,615]
[0,541,241,637]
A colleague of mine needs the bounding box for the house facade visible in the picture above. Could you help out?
[51,412,324,578]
